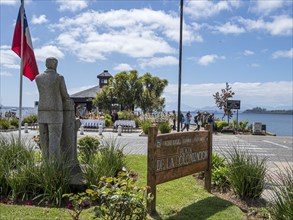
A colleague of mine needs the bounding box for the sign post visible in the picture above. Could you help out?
[227,100,241,132]
[147,125,212,215]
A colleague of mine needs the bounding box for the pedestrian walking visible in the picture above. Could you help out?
[181,111,191,131]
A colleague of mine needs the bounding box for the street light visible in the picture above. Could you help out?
[109,86,114,114]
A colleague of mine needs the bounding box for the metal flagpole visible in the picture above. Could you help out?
[177,0,183,132]
[18,0,24,142]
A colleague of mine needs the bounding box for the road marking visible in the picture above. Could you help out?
[262,140,291,149]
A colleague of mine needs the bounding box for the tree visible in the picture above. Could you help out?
[92,85,111,112]
[93,71,168,113]
[111,70,143,111]
[138,73,168,113]
[213,82,235,121]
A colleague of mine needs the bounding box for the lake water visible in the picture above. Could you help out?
[184,111,292,137]
[1,107,292,136]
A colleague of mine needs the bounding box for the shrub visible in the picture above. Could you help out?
[78,136,100,164]
[104,114,113,127]
[9,118,19,128]
[215,121,229,131]
[35,159,71,206]
[82,138,125,186]
[0,118,10,130]
[269,163,293,220]
[87,170,150,220]
[238,120,249,132]
[0,136,38,197]
[158,121,171,134]
[134,117,140,128]
[141,121,152,134]
[225,147,267,199]
[22,114,37,125]
[212,153,229,191]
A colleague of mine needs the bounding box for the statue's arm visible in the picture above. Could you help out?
[59,75,70,100]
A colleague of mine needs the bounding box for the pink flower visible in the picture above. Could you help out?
[26,201,34,206]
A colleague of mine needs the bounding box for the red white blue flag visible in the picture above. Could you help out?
[12,7,39,81]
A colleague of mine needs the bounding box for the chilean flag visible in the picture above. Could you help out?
[12,7,39,81]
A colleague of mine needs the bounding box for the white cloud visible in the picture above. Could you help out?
[34,45,65,62]
[56,0,88,12]
[31,15,48,24]
[250,0,286,15]
[0,46,19,69]
[213,22,245,34]
[113,63,133,72]
[238,15,293,36]
[51,8,201,62]
[164,81,293,108]
[139,56,178,68]
[249,63,260,68]
[272,48,293,59]
[185,0,240,19]
[0,0,18,5]
[243,50,254,56]
[0,71,12,76]
[197,54,225,66]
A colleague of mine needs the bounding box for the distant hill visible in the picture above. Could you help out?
[243,107,293,115]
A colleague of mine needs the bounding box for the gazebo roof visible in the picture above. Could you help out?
[97,70,112,78]
[70,85,101,98]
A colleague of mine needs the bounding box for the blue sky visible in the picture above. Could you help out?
[0,0,292,110]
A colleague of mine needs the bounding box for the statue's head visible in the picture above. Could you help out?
[46,57,58,71]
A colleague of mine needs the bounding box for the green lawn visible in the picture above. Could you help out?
[126,154,245,220]
[0,155,245,220]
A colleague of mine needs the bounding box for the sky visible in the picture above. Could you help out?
[0,0,292,111]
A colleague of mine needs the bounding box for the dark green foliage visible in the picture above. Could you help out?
[212,154,229,191]
[0,136,35,195]
[9,118,19,128]
[269,163,293,220]
[0,118,10,130]
[34,159,71,207]
[82,138,125,186]
[63,192,91,220]
[158,121,171,134]
[77,136,100,164]
[225,147,267,199]
[87,171,150,220]
[104,114,113,127]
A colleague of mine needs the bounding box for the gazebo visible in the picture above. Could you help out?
[71,70,113,112]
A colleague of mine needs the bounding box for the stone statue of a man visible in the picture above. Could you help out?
[36,57,71,161]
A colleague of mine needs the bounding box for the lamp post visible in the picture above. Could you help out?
[109,86,114,114]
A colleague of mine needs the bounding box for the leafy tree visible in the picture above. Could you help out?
[213,82,235,121]
[138,73,168,114]
[92,85,111,112]
[93,71,168,113]
[111,70,143,111]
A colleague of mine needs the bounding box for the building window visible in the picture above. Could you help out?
[103,79,108,84]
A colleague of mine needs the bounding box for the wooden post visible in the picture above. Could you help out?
[204,124,212,193]
[147,126,158,215]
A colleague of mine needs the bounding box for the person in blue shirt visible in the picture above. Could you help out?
[181,111,191,131]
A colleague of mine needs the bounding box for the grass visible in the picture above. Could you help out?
[0,154,245,220]
[126,154,245,220]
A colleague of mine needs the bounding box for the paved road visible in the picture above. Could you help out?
[2,129,292,168]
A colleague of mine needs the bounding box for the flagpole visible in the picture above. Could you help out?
[177,0,183,132]
[18,0,24,142]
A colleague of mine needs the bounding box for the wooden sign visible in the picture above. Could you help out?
[147,125,212,214]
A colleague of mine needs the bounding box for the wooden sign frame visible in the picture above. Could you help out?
[147,125,212,214]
